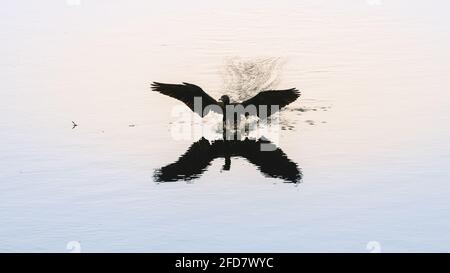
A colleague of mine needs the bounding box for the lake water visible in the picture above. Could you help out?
[1,0,450,252]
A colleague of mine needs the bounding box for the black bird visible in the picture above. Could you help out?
[150,82,300,122]
[153,136,302,184]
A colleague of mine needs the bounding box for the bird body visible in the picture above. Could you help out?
[150,82,300,122]
[150,81,302,183]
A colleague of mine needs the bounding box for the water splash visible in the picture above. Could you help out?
[220,57,331,130]
[221,57,285,101]
[168,57,330,137]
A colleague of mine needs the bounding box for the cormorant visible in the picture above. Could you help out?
[150,82,300,122]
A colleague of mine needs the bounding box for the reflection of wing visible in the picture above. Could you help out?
[242,89,300,117]
[150,82,219,117]
[154,137,301,183]
[234,138,302,183]
[153,138,214,182]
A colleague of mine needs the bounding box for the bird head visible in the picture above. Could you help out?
[219,95,230,104]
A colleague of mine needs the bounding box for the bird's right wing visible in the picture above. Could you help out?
[151,82,220,117]
[242,88,300,117]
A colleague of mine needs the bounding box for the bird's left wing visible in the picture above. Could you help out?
[242,88,300,117]
[151,82,220,117]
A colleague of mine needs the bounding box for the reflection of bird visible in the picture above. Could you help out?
[150,82,300,121]
[154,137,302,183]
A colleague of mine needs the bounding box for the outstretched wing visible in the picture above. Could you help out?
[153,138,216,182]
[151,82,219,117]
[242,88,300,117]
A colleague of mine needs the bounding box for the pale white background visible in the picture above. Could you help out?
[1,0,450,252]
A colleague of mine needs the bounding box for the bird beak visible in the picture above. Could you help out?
[218,98,223,102]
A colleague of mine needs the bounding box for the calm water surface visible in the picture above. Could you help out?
[1,0,450,252]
